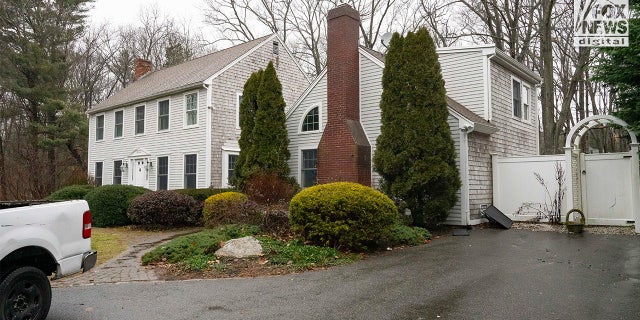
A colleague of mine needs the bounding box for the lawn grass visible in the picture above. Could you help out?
[91,228,128,266]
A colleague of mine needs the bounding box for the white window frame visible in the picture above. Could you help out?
[95,114,105,141]
[222,150,240,188]
[183,153,198,189]
[298,146,318,188]
[157,99,170,132]
[184,92,198,127]
[157,156,169,190]
[299,104,322,133]
[114,109,124,139]
[511,77,532,123]
[236,92,243,130]
[135,105,146,135]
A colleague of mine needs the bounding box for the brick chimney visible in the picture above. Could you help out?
[133,58,152,81]
[317,4,371,186]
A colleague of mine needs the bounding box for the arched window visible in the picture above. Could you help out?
[301,106,319,132]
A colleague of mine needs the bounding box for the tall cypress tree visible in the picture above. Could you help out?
[234,61,290,189]
[252,61,290,177]
[233,69,262,189]
[373,28,461,228]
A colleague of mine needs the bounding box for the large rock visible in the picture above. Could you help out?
[215,236,263,258]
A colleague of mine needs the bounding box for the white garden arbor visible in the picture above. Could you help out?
[564,115,640,233]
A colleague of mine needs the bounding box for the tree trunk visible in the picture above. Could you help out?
[540,0,556,154]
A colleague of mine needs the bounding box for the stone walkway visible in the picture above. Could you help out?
[52,229,198,288]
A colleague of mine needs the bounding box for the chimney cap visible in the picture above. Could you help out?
[327,3,360,22]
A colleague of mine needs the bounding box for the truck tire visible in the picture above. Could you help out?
[0,267,51,320]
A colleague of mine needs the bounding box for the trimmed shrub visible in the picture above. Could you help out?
[386,224,431,246]
[202,192,257,227]
[84,185,150,227]
[244,172,297,204]
[289,182,399,251]
[128,190,201,226]
[47,184,95,200]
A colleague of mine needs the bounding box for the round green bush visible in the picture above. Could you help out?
[47,184,95,200]
[128,190,201,226]
[84,185,150,227]
[202,192,256,227]
[289,182,399,251]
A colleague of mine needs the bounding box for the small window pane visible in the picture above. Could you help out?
[186,93,198,126]
[522,86,530,121]
[113,160,122,185]
[301,149,317,188]
[512,80,522,119]
[158,100,169,131]
[184,154,197,188]
[135,106,145,134]
[302,107,319,132]
[228,154,238,183]
[114,111,123,138]
[95,162,103,186]
[96,115,104,140]
[157,156,168,190]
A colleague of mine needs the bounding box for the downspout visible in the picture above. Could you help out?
[460,125,473,226]
[204,82,213,188]
[483,49,496,121]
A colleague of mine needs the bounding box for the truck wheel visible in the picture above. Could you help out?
[0,267,51,320]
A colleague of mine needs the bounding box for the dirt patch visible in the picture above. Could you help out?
[150,257,336,280]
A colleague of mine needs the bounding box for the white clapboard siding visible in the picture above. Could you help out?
[286,72,327,185]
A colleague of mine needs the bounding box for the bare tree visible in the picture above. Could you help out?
[202,0,422,76]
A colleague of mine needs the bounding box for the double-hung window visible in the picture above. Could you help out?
[95,162,103,186]
[185,93,198,126]
[157,156,169,190]
[135,105,145,134]
[158,100,169,131]
[95,115,104,141]
[113,160,122,185]
[114,110,123,138]
[301,149,317,188]
[184,154,197,188]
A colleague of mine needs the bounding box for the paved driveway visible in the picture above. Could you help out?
[49,229,640,320]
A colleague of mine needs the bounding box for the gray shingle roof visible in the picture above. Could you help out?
[88,34,275,114]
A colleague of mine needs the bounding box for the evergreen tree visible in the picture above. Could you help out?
[373,28,461,228]
[232,69,262,189]
[234,61,290,188]
[251,61,290,177]
[0,0,92,197]
[593,0,640,132]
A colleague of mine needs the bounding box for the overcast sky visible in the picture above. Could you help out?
[87,0,209,30]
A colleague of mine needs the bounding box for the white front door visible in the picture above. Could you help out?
[131,158,149,188]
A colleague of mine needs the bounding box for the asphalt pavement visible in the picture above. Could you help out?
[48,228,640,320]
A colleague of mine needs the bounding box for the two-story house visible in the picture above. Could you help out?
[284,4,542,226]
[87,35,309,190]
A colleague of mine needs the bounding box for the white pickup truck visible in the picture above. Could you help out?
[0,200,97,320]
